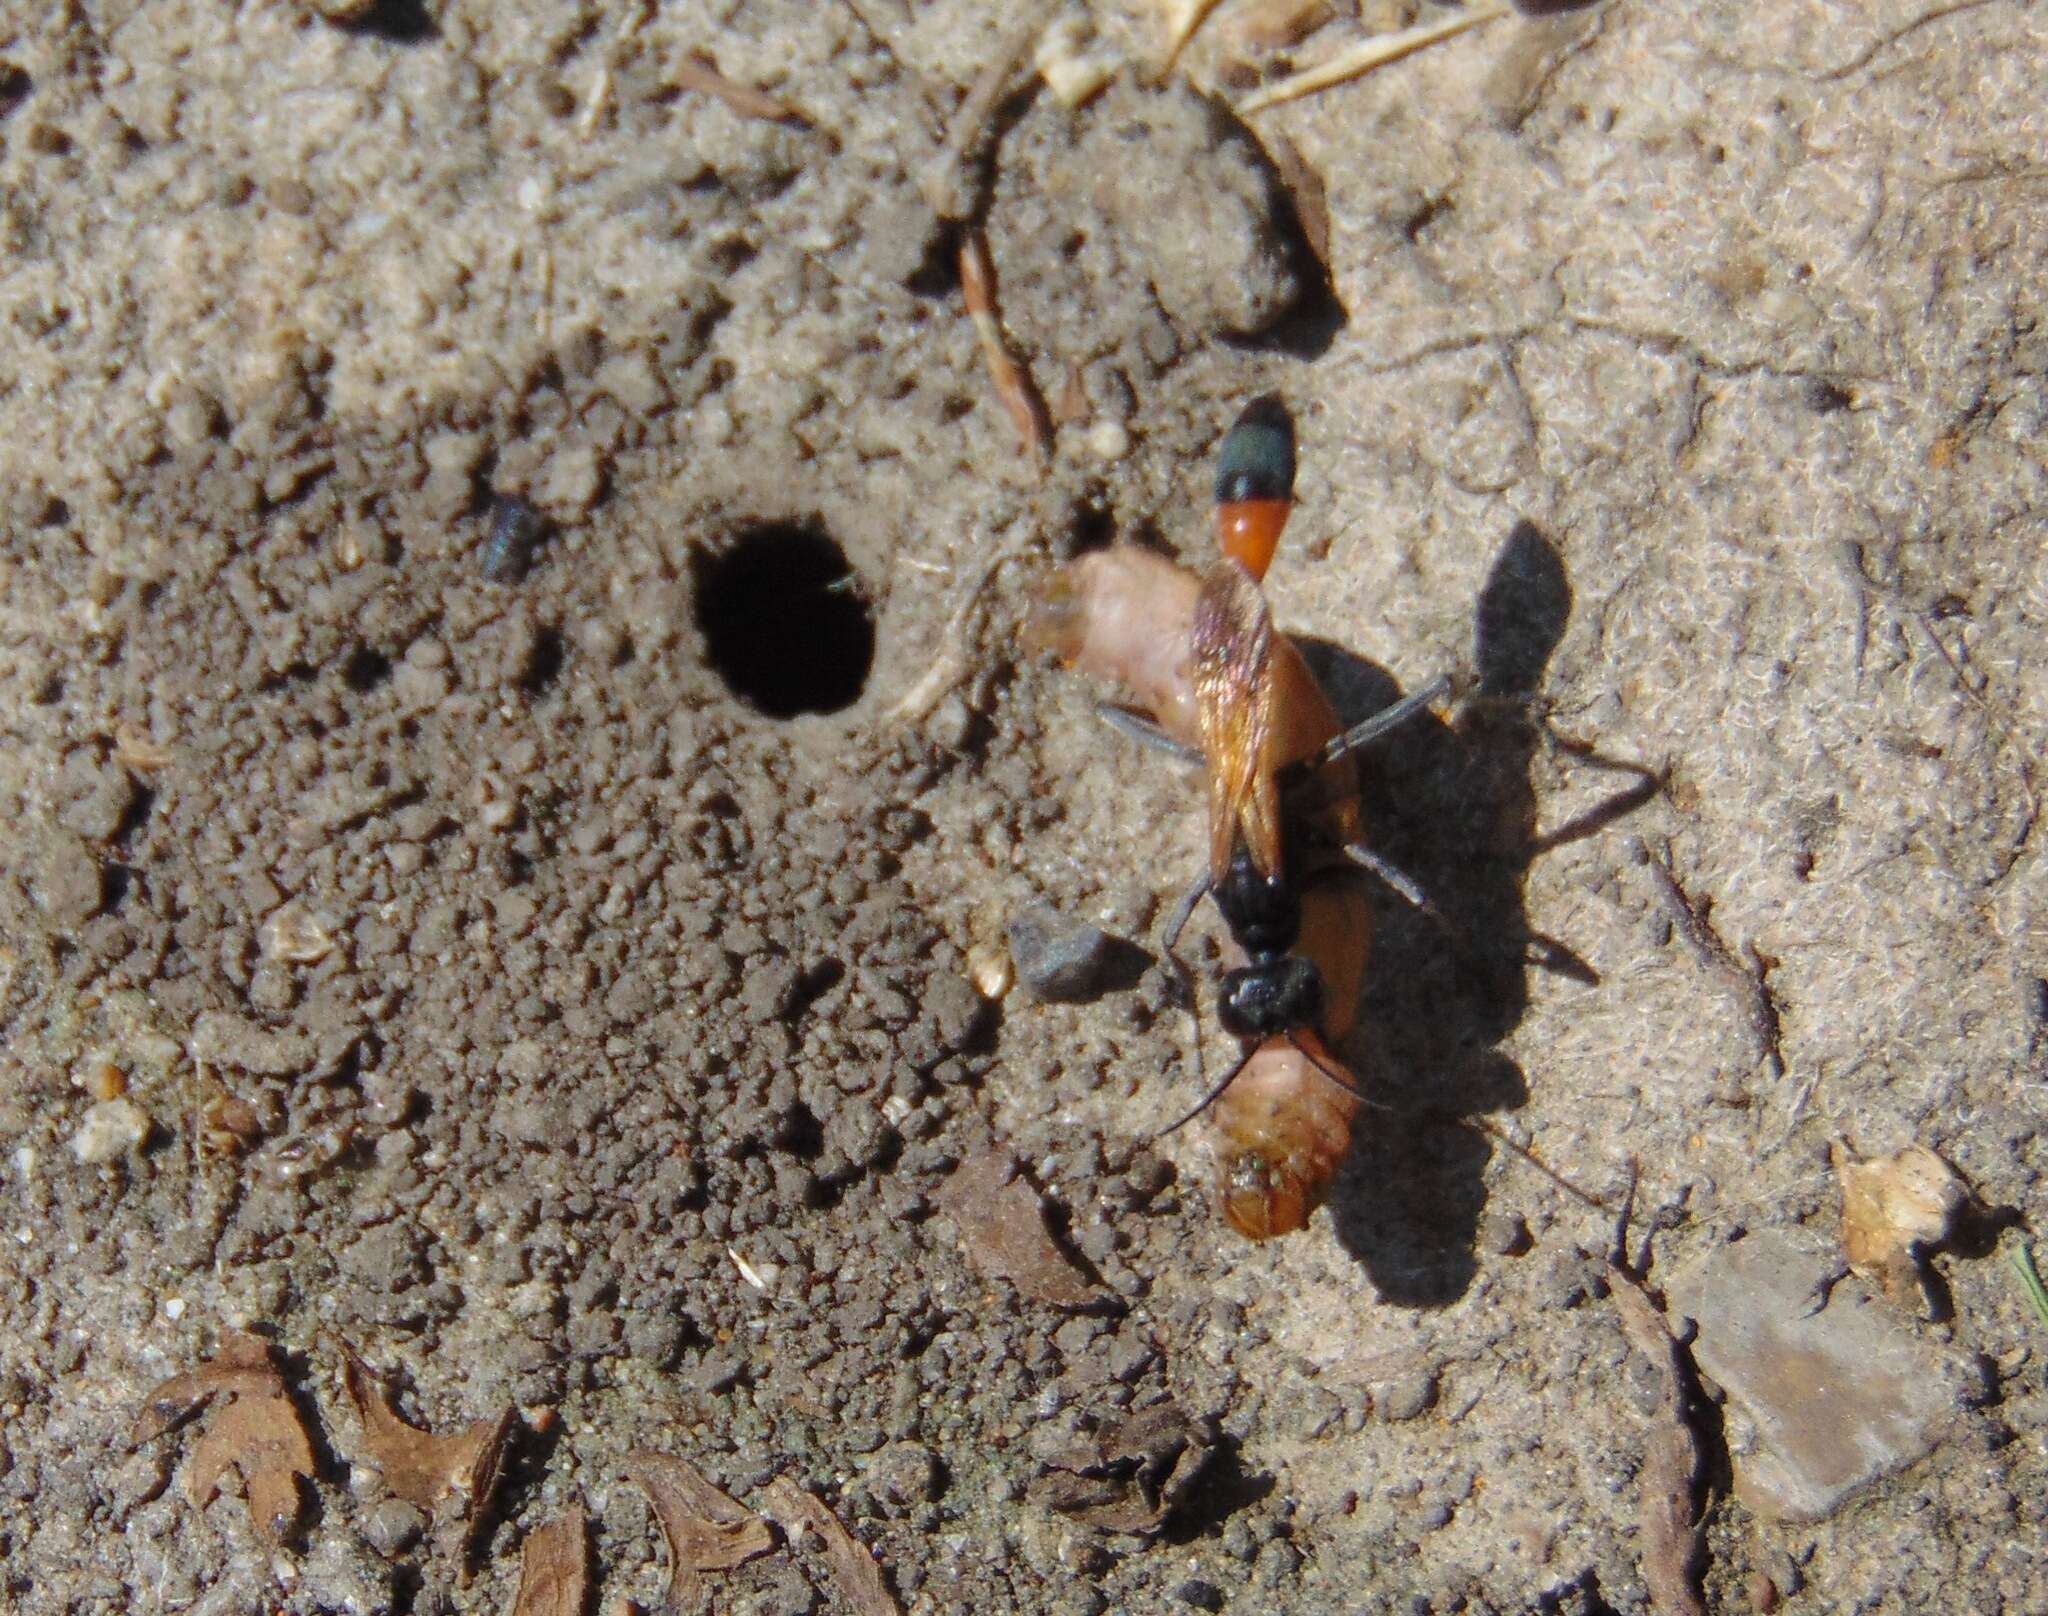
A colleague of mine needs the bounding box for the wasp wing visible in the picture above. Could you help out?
[1191,560,1282,880]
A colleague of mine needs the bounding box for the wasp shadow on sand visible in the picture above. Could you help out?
[1297,521,1650,1303]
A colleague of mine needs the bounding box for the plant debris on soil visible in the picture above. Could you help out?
[509,1504,591,1616]
[1830,1140,1970,1314]
[624,1449,777,1608]
[338,1348,516,1564]
[763,1475,905,1616]
[132,1330,316,1551]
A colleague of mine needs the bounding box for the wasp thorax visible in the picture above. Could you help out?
[1217,956,1325,1041]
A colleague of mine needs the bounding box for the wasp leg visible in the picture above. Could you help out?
[1160,871,1214,955]
[1095,702,1205,764]
[1158,871,1215,1102]
[1338,840,1431,910]
[1306,673,1454,772]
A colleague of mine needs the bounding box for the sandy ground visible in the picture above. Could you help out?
[1,2,2044,1612]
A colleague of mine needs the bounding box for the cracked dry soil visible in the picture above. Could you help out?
[2,2,2044,1613]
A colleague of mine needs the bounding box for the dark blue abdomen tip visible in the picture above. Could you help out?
[1214,394,1296,506]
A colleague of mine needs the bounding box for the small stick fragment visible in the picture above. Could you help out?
[624,1451,774,1611]
[959,230,1051,467]
[1155,0,1231,71]
[1629,838,1784,1079]
[920,1,1057,220]
[1608,1270,1707,1616]
[112,721,175,774]
[885,515,1034,721]
[1239,3,1512,113]
[672,51,810,125]
[762,1477,902,1616]
[511,1505,592,1616]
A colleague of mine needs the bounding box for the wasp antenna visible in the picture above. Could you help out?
[1095,702,1206,764]
[1154,1044,1258,1140]
[1289,1031,1398,1113]
[1214,395,1296,579]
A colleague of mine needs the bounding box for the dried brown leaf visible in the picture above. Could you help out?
[934,1149,1098,1307]
[623,1450,775,1611]
[762,1478,901,1616]
[134,1330,315,1548]
[339,1351,514,1545]
[512,1504,592,1616]
[1832,1141,1967,1310]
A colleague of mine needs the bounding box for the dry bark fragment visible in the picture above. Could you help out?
[1026,1403,1217,1536]
[622,1450,775,1611]
[511,1504,592,1616]
[1832,1141,1967,1312]
[1609,1271,1706,1616]
[133,1329,316,1548]
[339,1350,514,1562]
[761,1477,902,1616]
[934,1148,1098,1307]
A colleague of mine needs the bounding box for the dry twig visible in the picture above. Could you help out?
[1629,838,1784,1079]
[1239,3,1513,114]
[1608,1271,1707,1616]
[920,2,1058,220]
[960,231,1052,468]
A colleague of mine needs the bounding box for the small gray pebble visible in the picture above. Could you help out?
[1378,1370,1438,1423]
[927,693,974,750]
[1482,1211,1532,1256]
[1007,901,1120,1003]
[360,1497,426,1556]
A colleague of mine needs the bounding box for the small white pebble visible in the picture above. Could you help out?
[259,901,333,964]
[71,1099,152,1164]
[1086,418,1131,461]
[163,1296,187,1321]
